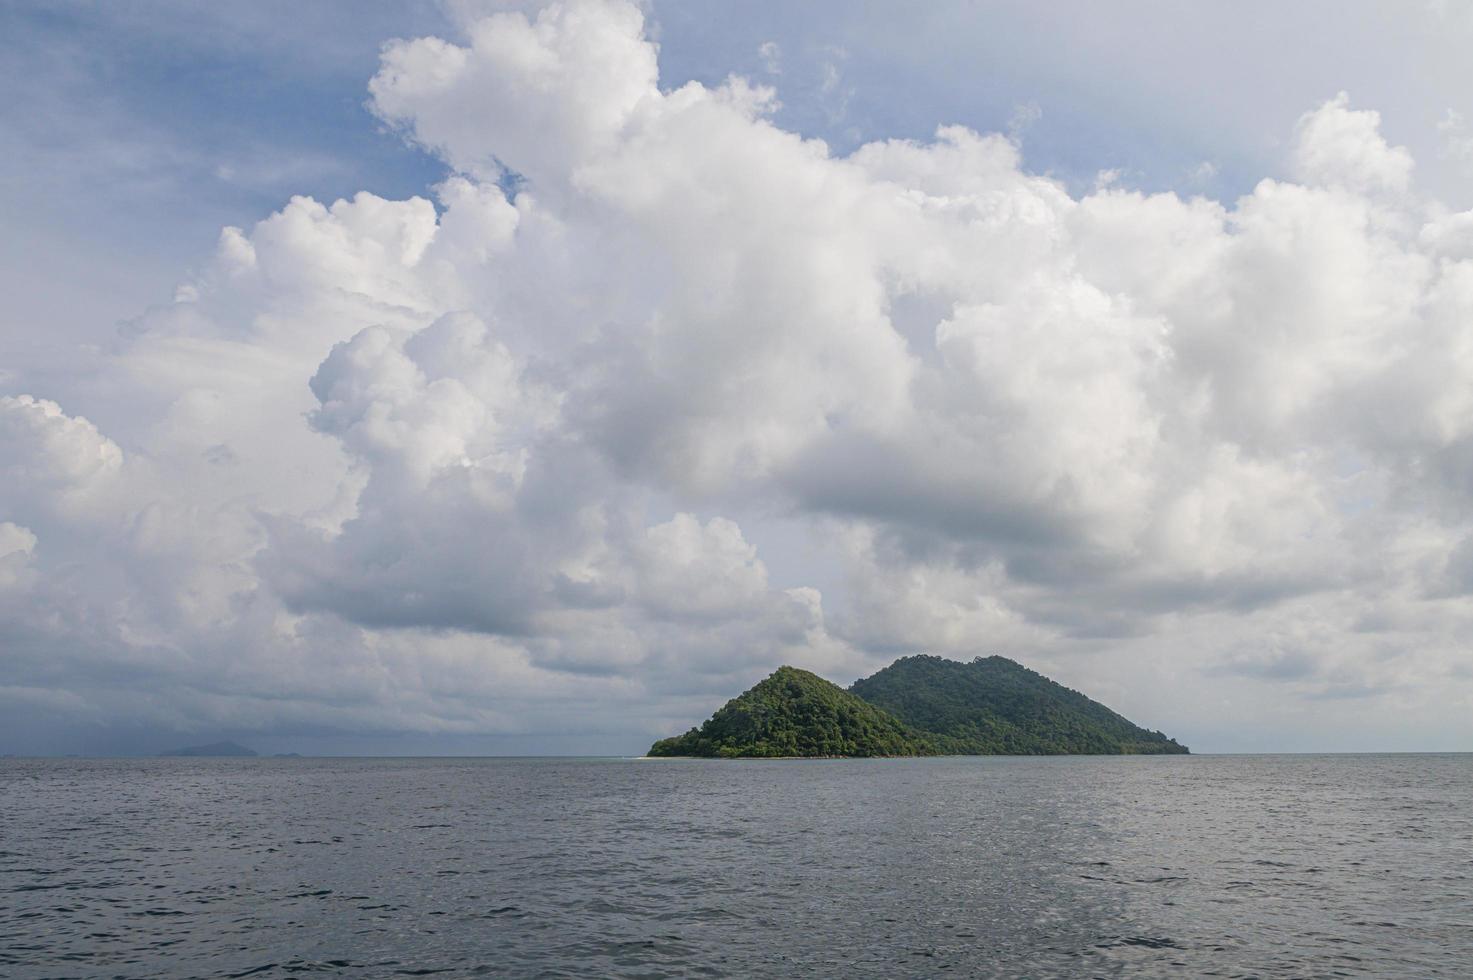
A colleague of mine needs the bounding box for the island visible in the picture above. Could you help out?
[648,666,937,758]
[648,655,1188,758]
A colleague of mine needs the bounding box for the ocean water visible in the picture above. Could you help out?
[2,755,1470,978]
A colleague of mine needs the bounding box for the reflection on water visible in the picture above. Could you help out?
[2,754,1470,977]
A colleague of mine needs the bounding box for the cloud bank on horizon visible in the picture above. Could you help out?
[4,0,1473,753]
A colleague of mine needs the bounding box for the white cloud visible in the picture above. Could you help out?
[632,513,786,624]
[369,0,659,186]
[4,1,1473,750]
[0,395,124,521]
[1289,91,1414,198]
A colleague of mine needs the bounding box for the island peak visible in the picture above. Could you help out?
[648,665,935,758]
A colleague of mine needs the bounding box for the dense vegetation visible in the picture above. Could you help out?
[648,656,1188,758]
[648,666,937,758]
[849,655,1188,755]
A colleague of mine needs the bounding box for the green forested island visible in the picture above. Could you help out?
[648,667,936,758]
[648,655,1187,758]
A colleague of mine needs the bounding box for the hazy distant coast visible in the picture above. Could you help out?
[158,741,258,758]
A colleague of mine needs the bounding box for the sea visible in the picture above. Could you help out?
[2,754,1469,978]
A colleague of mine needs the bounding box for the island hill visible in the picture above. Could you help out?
[648,655,1188,758]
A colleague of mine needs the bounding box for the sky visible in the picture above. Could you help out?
[4,1,1473,756]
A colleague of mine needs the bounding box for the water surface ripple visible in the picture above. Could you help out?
[2,754,1469,977]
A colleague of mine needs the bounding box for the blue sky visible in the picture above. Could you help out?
[5,1,1473,755]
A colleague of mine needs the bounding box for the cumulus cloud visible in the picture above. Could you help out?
[0,395,124,518]
[1290,91,1414,197]
[369,0,659,185]
[4,0,1473,750]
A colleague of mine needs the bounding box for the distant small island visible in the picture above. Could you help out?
[158,740,258,757]
[649,655,1188,758]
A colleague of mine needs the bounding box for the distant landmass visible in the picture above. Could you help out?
[649,656,1187,758]
[158,741,258,757]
